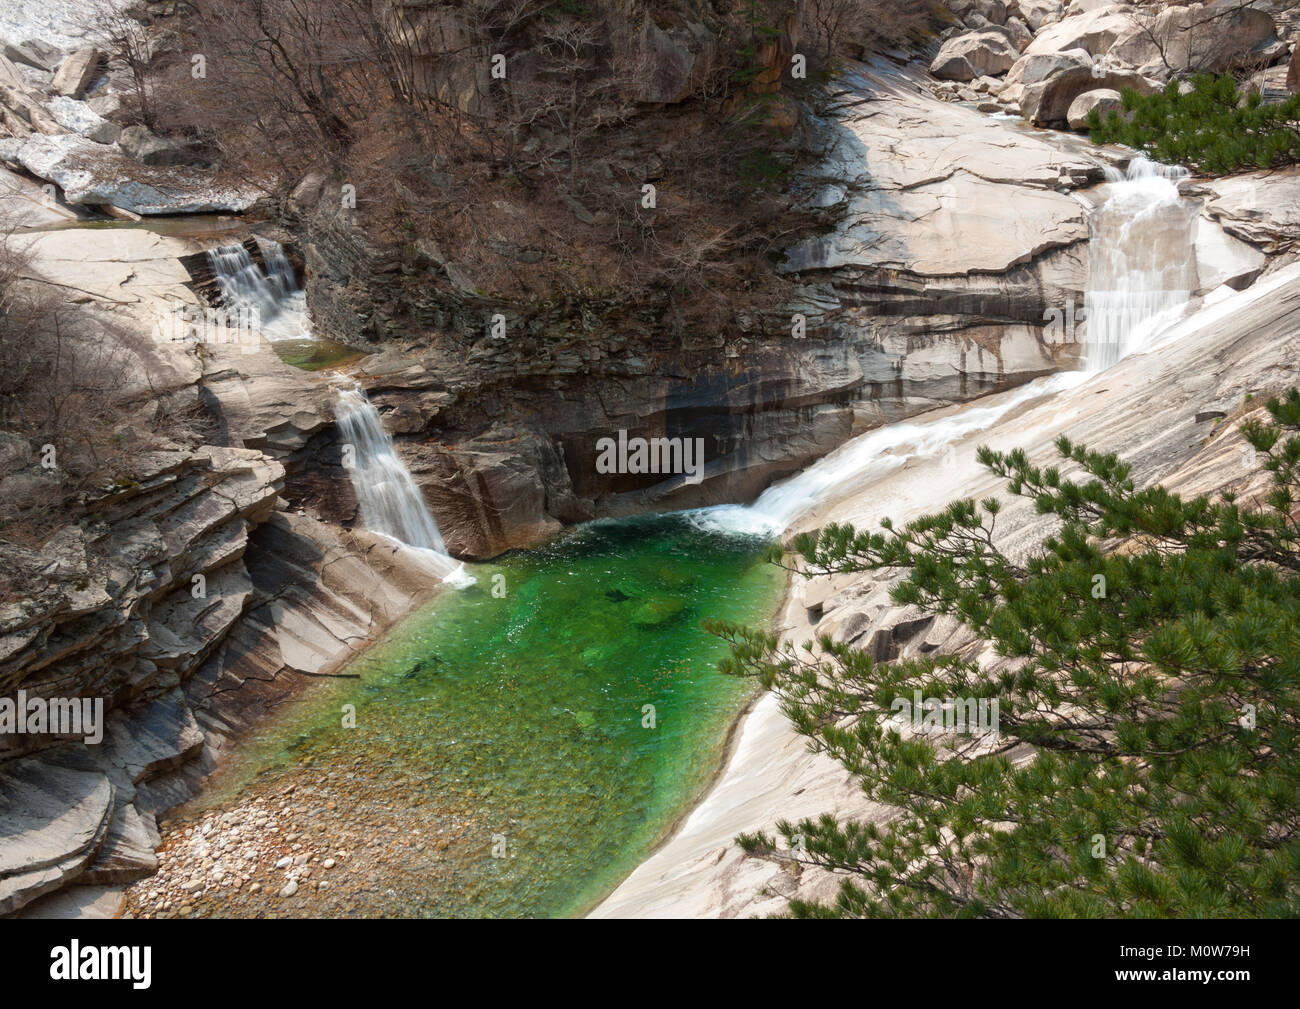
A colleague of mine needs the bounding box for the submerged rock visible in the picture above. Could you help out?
[630,596,688,628]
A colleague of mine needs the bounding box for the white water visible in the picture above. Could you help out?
[1082,157,1198,372]
[694,372,1088,536]
[206,237,312,342]
[695,157,1201,536]
[335,387,475,588]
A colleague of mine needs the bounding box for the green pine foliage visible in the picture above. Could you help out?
[706,390,1300,917]
[1088,74,1300,174]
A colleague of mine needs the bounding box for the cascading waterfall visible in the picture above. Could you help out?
[206,237,311,342]
[1082,157,1198,372]
[696,157,1201,536]
[335,386,475,588]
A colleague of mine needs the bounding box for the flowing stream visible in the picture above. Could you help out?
[204,236,362,369]
[693,155,1200,535]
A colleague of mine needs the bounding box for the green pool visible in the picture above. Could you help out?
[203,513,782,917]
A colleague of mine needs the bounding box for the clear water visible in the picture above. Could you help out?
[200,513,782,918]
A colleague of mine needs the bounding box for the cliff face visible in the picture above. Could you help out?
[287,59,1101,559]
[0,183,455,916]
[288,41,1282,565]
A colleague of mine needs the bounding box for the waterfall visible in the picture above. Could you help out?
[334,386,475,588]
[693,157,1200,536]
[1082,157,1198,372]
[206,237,311,342]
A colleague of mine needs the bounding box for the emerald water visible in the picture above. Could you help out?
[203,513,781,918]
[269,336,367,371]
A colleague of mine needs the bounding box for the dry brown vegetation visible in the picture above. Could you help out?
[122,1,938,335]
[0,233,206,545]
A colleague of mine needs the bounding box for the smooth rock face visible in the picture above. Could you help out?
[930,30,1020,80]
[783,64,1094,276]
[1066,87,1122,129]
[0,759,114,914]
[1203,169,1300,255]
[0,133,261,213]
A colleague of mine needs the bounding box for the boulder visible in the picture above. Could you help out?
[51,47,101,99]
[1107,2,1278,79]
[1004,47,1094,88]
[1004,16,1034,51]
[1067,87,1123,128]
[930,30,1020,81]
[1025,7,1139,57]
[86,93,122,119]
[949,0,1008,25]
[1,85,65,136]
[1021,64,1158,124]
[44,96,119,143]
[1016,0,1066,31]
[1064,0,1118,14]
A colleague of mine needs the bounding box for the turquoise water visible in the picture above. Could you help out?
[208,513,782,917]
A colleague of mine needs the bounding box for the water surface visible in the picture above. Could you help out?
[201,513,782,917]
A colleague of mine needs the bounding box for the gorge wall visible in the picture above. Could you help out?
[288,58,1118,560]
